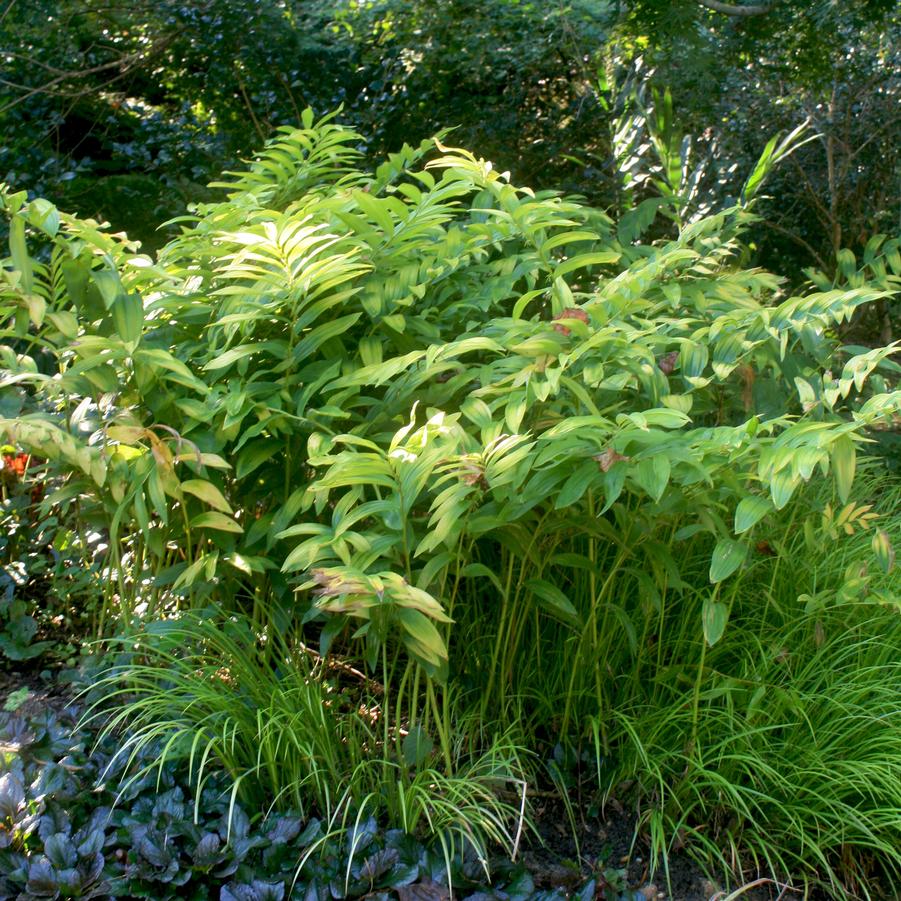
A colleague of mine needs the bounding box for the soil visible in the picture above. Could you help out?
[524,798,806,901]
[0,661,74,720]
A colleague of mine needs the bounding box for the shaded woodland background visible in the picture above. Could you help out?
[2,0,898,294]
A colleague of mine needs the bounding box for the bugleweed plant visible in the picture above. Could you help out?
[0,704,544,901]
[1,111,899,892]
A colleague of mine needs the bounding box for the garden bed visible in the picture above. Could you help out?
[2,113,899,901]
[1,670,808,901]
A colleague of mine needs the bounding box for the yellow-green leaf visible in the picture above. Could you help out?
[181,479,233,514]
[709,538,746,583]
[831,434,856,504]
[46,311,78,338]
[25,294,46,327]
[190,511,243,533]
[734,496,772,535]
[871,529,895,574]
[553,250,620,280]
[702,598,729,646]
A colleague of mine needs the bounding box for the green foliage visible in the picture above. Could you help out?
[0,704,557,900]
[5,0,895,307]
[1,114,897,628]
[616,614,901,898]
[602,525,901,898]
[0,0,611,243]
[617,1,901,289]
[0,450,103,662]
[1,115,899,892]
[85,613,528,876]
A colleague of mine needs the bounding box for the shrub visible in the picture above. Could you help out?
[1,111,899,893]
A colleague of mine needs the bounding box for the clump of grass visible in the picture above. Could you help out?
[83,614,531,877]
[591,468,901,899]
[606,610,901,899]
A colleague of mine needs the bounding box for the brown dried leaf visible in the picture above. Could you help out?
[593,448,630,472]
[657,350,679,375]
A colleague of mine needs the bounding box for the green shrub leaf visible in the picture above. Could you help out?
[191,512,243,533]
[734,496,772,535]
[831,435,856,504]
[181,479,234,514]
[525,578,581,628]
[702,598,729,646]
[709,538,747,583]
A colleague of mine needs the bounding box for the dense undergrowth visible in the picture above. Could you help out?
[2,700,594,901]
[1,113,900,898]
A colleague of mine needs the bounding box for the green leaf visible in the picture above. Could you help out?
[190,512,243,533]
[203,342,284,371]
[634,456,670,503]
[524,578,581,628]
[46,311,78,339]
[702,598,729,646]
[871,529,895,574]
[25,294,46,328]
[831,435,856,504]
[237,440,283,480]
[734,496,772,534]
[709,538,746,583]
[555,461,598,509]
[505,391,528,432]
[28,198,60,237]
[553,250,620,280]
[93,269,124,309]
[741,134,778,204]
[111,293,143,345]
[9,216,32,293]
[461,397,494,430]
[292,312,360,363]
[134,348,207,391]
[542,230,600,253]
[680,341,708,379]
[397,607,448,666]
[181,479,233,514]
[601,465,626,513]
[402,724,434,767]
[770,468,799,510]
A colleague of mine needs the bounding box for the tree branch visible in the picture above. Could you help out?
[759,218,831,273]
[697,0,771,16]
[0,34,176,116]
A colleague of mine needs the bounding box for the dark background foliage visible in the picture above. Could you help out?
[2,0,898,292]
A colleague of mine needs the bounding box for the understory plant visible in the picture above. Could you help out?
[1,111,899,894]
[85,613,529,883]
[592,465,901,898]
[0,704,556,901]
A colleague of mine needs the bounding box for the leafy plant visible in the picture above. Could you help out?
[85,612,529,882]
[0,702,586,901]
[1,112,899,893]
[0,447,105,662]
